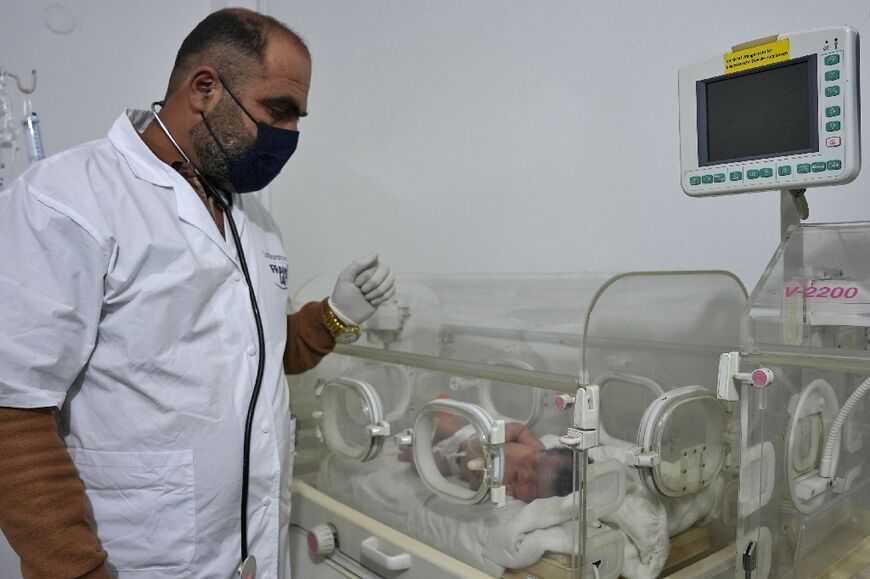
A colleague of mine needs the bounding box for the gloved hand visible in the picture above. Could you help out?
[329,253,396,325]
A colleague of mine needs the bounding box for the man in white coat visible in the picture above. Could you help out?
[0,8,394,578]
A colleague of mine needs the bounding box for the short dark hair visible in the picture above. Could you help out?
[544,447,582,498]
[166,8,309,98]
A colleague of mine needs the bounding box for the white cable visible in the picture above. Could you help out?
[591,563,601,579]
[820,376,870,478]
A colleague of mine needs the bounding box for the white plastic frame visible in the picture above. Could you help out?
[412,399,506,507]
[317,378,390,462]
[679,26,860,196]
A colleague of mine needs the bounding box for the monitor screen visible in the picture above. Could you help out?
[697,55,818,166]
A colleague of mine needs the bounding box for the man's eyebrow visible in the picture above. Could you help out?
[259,96,308,118]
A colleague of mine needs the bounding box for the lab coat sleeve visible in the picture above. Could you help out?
[284,299,336,374]
[0,182,109,408]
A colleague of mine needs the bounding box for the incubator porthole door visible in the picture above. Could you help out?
[478,357,541,426]
[412,399,506,507]
[785,378,839,513]
[316,378,391,462]
[636,385,726,499]
[341,362,413,423]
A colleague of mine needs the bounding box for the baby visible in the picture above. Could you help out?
[399,414,574,502]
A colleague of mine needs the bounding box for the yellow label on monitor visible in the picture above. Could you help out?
[724,39,790,74]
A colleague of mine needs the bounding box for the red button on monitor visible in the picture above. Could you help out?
[826,136,842,147]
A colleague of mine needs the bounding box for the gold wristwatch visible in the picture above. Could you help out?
[322,299,361,344]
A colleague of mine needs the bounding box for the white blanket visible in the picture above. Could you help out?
[316,445,720,578]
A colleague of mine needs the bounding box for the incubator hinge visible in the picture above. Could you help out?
[559,385,600,451]
[487,420,507,507]
[312,410,324,442]
[742,540,757,579]
[717,352,774,401]
[560,427,599,451]
[624,447,660,468]
[366,421,391,437]
[394,428,413,447]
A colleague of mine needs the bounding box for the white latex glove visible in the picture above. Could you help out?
[329,253,396,325]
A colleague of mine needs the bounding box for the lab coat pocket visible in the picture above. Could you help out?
[69,448,196,573]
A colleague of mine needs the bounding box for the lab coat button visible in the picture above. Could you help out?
[262,496,271,507]
[262,422,271,434]
[246,345,256,357]
[232,271,242,282]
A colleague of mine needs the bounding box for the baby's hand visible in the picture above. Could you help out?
[398,445,413,462]
[397,445,418,473]
[467,467,484,491]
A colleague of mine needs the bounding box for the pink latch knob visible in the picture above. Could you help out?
[555,394,575,411]
[751,368,774,388]
[307,523,337,557]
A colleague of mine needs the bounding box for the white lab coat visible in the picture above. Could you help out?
[0,110,295,579]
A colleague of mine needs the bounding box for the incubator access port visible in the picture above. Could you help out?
[786,379,839,513]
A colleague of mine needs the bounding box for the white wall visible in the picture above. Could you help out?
[268,0,870,293]
[1,0,869,575]
[0,1,216,575]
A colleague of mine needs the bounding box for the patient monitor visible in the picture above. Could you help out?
[679,26,860,197]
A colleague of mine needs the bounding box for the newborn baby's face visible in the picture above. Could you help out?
[503,444,547,502]
[504,443,570,503]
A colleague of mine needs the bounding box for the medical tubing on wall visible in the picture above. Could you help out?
[820,376,870,478]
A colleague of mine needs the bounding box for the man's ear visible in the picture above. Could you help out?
[186,66,222,115]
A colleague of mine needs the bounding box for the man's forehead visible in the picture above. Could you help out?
[262,33,311,83]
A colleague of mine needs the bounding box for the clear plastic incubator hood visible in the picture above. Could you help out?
[287,271,747,579]
[720,222,870,579]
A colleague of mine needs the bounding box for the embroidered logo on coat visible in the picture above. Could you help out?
[264,251,288,290]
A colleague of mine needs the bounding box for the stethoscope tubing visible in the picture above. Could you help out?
[149,102,266,566]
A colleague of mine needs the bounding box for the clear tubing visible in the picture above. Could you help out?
[820,376,870,478]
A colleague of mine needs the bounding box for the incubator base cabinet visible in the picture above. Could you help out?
[288,235,870,578]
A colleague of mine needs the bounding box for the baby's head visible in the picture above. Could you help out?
[504,447,576,502]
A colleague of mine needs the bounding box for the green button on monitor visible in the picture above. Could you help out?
[729,171,742,181]
[812,162,826,172]
[778,165,792,176]
[713,173,725,183]
[826,121,841,132]
[759,168,773,178]
[747,169,760,179]
[825,54,840,66]
[827,160,842,171]
[826,106,841,117]
[702,174,714,184]
[825,86,841,97]
[689,176,701,186]
[797,164,811,174]
[825,70,841,81]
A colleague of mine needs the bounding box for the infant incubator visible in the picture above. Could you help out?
[288,226,870,579]
[288,271,747,578]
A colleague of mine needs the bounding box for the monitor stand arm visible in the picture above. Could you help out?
[782,189,808,241]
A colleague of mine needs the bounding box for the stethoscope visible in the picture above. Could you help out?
[151,101,263,579]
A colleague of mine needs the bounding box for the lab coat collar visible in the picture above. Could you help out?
[109,110,247,266]
[108,110,178,188]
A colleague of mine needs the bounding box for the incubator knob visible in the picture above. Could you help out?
[555,394,575,410]
[751,368,774,388]
[307,523,338,557]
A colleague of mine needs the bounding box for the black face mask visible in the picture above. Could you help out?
[200,78,299,193]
